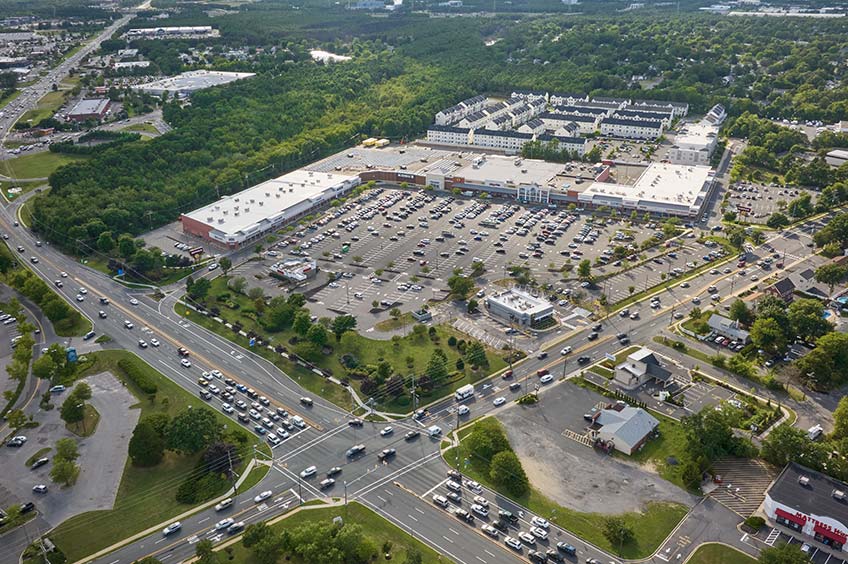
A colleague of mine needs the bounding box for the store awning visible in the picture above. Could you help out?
[814,523,848,545]
[776,508,807,526]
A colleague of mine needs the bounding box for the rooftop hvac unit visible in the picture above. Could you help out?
[799,475,811,487]
[234,198,239,202]
[265,192,270,197]
[207,217,213,222]
[218,218,224,224]
[290,188,294,193]
[259,201,264,206]
[223,210,228,215]
[234,212,239,216]
[834,489,846,501]
[244,208,249,213]
[250,199,255,203]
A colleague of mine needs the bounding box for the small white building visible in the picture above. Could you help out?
[707,313,750,343]
[589,402,659,455]
[484,288,555,328]
[614,348,672,390]
[669,122,719,166]
[270,257,318,282]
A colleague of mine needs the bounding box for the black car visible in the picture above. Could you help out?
[509,381,521,391]
[20,502,34,514]
[30,457,49,470]
[577,356,591,365]
[528,549,547,563]
[587,332,599,341]
[225,378,237,387]
[348,419,364,427]
[377,448,396,461]
[404,430,420,441]
[592,324,603,332]
[447,469,462,480]
[556,542,577,556]
[547,548,564,562]
[492,520,509,532]
[446,491,461,504]
[327,466,342,477]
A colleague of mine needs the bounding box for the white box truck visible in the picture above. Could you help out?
[428,425,442,437]
[455,384,474,402]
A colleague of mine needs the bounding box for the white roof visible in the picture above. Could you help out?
[183,169,358,240]
[134,70,254,95]
[454,155,567,189]
[486,288,552,316]
[674,122,719,150]
[580,163,713,214]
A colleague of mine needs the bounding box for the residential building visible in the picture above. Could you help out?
[613,108,674,127]
[484,288,555,328]
[426,125,472,146]
[434,95,486,126]
[763,462,848,552]
[764,277,797,302]
[469,129,534,152]
[669,122,719,166]
[588,402,659,455]
[629,99,689,118]
[66,98,110,122]
[704,103,727,125]
[613,348,672,390]
[549,92,588,106]
[181,170,360,248]
[540,113,599,135]
[535,134,586,156]
[600,117,664,140]
[551,105,611,118]
[518,118,546,135]
[707,313,750,343]
[125,26,217,39]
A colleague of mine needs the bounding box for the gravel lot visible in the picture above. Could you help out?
[496,381,698,514]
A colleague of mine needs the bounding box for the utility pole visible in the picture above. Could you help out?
[344,481,348,505]
[561,358,567,380]
[298,476,303,506]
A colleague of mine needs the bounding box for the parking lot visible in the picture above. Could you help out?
[758,529,846,564]
[725,180,819,224]
[496,381,698,515]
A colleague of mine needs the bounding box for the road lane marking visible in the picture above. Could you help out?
[407,514,418,522]
[475,556,487,563]
[442,535,454,544]
[198,517,209,524]
[449,527,460,535]
[484,549,495,558]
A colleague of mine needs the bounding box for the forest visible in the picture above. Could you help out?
[30,9,848,252]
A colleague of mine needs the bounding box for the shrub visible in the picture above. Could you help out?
[117,357,158,394]
[745,516,765,530]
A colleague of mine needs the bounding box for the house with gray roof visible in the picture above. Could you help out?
[614,347,672,390]
[589,401,659,455]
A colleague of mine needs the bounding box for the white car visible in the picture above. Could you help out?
[267,433,280,446]
[214,498,233,511]
[210,370,222,379]
[540,374,554,384]
[300,465,317,479]
[60,271,68,278]
[215,518,234,530]
[493,397,506,407]
[473,495,489,507]
[380,426,394,436]
[560,346,572,355]
[253,490,272,503]
[471,503,488,516]
[222,403,234,414]
[130,298,139,306]
[530,526,548,540]
[457,405,470,416]
[124,320,134,329]
[531,516,550,529]
[150,338,160,347]
[208,263,219,271]
[518,531,536,545]
[162,522,182,536]
[76,295,84,302]
[32,484,48,493]
[504,536,522,550]
[464,480,482,493]
[180,358,192,368]
[78,287,87,294]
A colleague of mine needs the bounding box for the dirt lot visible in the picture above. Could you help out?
[496,381,698,514]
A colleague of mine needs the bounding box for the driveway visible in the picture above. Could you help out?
[496,381,698,515]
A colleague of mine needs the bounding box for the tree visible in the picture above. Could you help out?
[389,307,401,320]
[195,539,218,564]
[489,451,530,497]
[330,315,357,342]
[603,517,634,552]
[466,418,511,462]
[833,396,848,440]
[403,549,423,564]
[60,394,85,424]
[577,259,592,280]
[796,331,848,389]
[306,323,328,347]
[247,286,265,301]
[759,541,815,564]
[167,408,222,454]
[218,256,232,275]
[117,234,136,259]
[293,311,312,336]
[133,558,163,564]
[128,418,165,466]
[242,522,273,548]
[6,409,27,430]
[814,263,848,295]
[51,457,80,486]
[97,231,115,253]
[32,354,57,381]
[728,299,754,326]
[228,276,247,294]
[750,318,788,355]
[425,349,448,385]
[55,438,79,461]
[761,424,826,469]
[447,274,474,300]
[203,442,241,475]
[466,341,488,367]
[188,277,211,301]
[787,298,832,340]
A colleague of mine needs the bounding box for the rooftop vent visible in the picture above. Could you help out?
[799,475,811,487]
[834,489,846,501]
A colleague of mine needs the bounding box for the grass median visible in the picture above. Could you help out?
[443,420,689,559]
[49,350,268,562]
[687,543,756,564]
[223,501,444,564]
[0,151,85,180]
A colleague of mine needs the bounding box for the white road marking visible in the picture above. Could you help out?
[377,495,387,503]
[154,538,166,545]
[442,535,454,544]
[407,514,419,522]
[198,517,209,524]
[475,557,487,563]
[449,527,460,536]
[484,550,496,558]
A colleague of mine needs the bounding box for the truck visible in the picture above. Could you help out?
[427,425,442,437]
[375,138,390,148]
[362,137,378,147]
[455,384,474,402]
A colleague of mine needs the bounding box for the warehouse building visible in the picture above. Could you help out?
[67,98,111,122]
[763,463,848,552]
[484,288,555,328]
[180,170,360,248]
[133,70,255,98]
[126,26,218,39]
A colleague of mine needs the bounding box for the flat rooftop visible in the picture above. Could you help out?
[134,70,254,94]
[68,98,109,116]
[580,163,713,212]
[454,155,570,189]
[183,169,358,237]
[673,122,719,149]
[487,288,552,315]
[769,462,848,528]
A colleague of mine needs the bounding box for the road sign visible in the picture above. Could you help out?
[189,247,204,257]
[605,353,616,362]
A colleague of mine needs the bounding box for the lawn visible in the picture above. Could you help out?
[49,350,269,562]
[0,152,85,180]
[16,90,68,127]
[1,179,46,199]
[184,277,509,413]
[443,420,689,559]
[122,123,159,135]
[373,311,415,331]
[223,501,445,564]
[687,543,756,564]
[66,404,100,437]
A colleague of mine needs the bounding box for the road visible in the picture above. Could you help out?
[0,12,137,157]
[0,186,828,562]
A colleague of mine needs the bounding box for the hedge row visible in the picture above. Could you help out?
[117,357,158,395]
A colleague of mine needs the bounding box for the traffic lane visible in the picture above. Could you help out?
[360,489,522,564]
